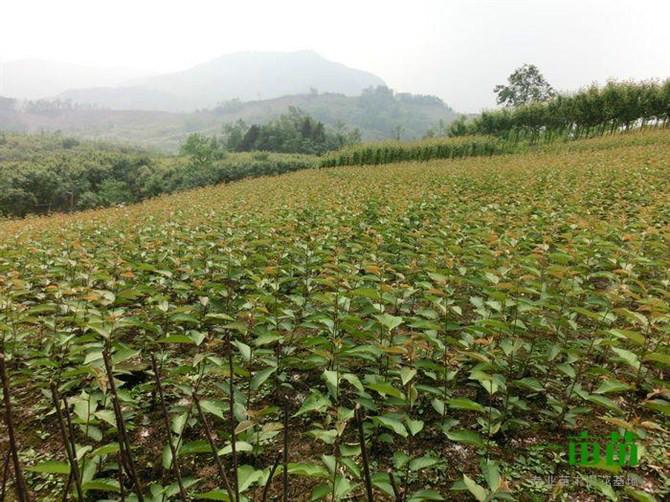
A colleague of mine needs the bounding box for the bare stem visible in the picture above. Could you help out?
[149,352,188,502]
[0,352,29,502]
[50,383,84,501]
[192,392,235,501]
[101,346,144,501]
[355,405,374,502]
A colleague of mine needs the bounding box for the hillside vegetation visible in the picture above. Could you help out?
[1,130,668,501]
[456,79,670,140]
[0,133,316,217]
[0,86,457,152]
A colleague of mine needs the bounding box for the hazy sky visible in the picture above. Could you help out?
[2,0,669,112]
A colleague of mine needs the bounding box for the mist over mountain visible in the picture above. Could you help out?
[57,51,386,111]
[0,59,148,100]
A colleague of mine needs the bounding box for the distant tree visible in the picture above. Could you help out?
[446,115,471,137]
[180,133,226,165]
[238,125,261,151]
[222,119,248,150]
[494,64,556,107]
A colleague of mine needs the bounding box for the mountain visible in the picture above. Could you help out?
[58,51,386,111]
[0,59,148,100]
[0,89,457,152]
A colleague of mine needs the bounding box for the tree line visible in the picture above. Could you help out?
[449,79,670,140]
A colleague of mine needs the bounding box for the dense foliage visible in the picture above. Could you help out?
[1,130,668,501]
[320,135,510,167]
[219,108,361,155]
[0,133,316,217]
[457,80,670,140]
[493,64,556,107]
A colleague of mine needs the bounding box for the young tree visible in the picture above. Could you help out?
[494,64,556,107]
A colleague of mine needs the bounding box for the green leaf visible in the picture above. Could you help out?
[448,398,484,412]
[406,418,424,436]
[409,455,440,472]
[194,490,231,500]
[90,443,120,458]
[645,399,670,416]
[310,483,331,501]
[322,369,339,389]
[581,473,618,501]
[189,331,207,346]
[608,329,645,346]
[287,463,329,478]
[373,415,408,437]
[594,380,633,394]
[407,489,445,501]
[446,429,484,446]
[233,341,252,361]
[375,313,403,331]
[200,400,227,419]
[366,382,404,399]
[179,440,211,455]
[463,475,489,502]
[218,441,253,456]
[341,373,364,392]
[158,335,194,344]
[237,464,263,492]
[400,367,417,386]
[81,479,120,493]
[295,391,330,416]
[587,395,623,413]
[95,409,117,428]
[26,461,70,475]
[611,347,640,370]
[623,487,657,502]
[513,377,544,392]
[251,366,277,390]
[170,313,200,325]
[482,461,501,492]
[643,352,670,366]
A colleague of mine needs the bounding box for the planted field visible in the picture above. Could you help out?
[0,131,669,501]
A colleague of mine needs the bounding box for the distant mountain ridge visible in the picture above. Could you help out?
[57,51,386,111]
[0,59,148,100]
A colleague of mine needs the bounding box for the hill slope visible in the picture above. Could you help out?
[1,130,669,501]
[58,51,386,111]
[1,89,457,151]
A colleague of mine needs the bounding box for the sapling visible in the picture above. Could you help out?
[192,392,235,501]
[101,345,144,501]
[149,352,188,501]
[355,405,374,502]
[50,383,84,501]
[0,351,29,502]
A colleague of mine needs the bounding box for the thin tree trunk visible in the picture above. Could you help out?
[260,454,280,502]
[227,335,239,502]
[191,393,235,501]
[0,352,29,502]
[149,353,188,502]
[355,405,374,502]
[282,399,289,502]
[50,383,84,501]
[101,347,144,501]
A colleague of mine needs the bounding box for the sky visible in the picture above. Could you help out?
[1,0,669,112]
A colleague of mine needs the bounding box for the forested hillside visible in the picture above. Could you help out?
[0,87,457,151]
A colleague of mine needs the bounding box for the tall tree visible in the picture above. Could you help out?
[494,64,556,107]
